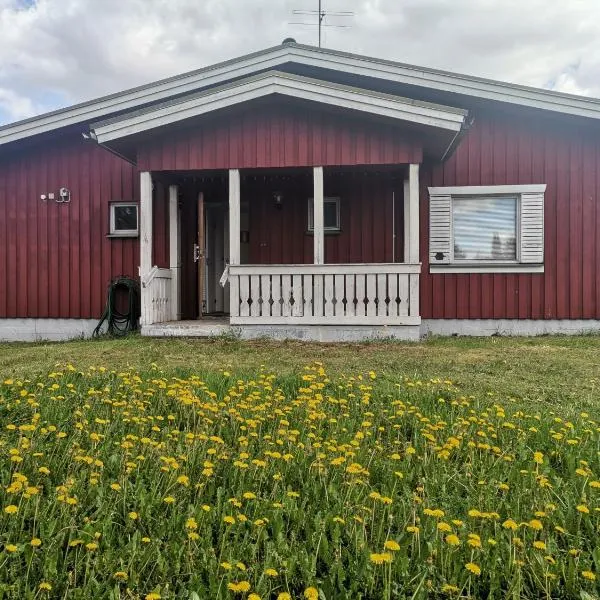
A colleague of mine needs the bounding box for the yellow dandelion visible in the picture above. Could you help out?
[265,568,279,577]
[163,496,175,504]
[502,519,518,530]
[304,587,319,600]
[533,541,546,550]
[445,534,460,546]
[582,571,596,581]
[38,582,52,591]
[533,452,544,464]
[128,512,139,520]
[277,594,292,600]
[384,540,400,551]
[5,544,17,553]
[223,515,236,525]
[406,525,420,534]
[249,595,261,600]
[30,538,42,548]
[4,505,18,515]
[145,593,161,600]
[370,552,393,565]
[465,562,481,576]
[227,581,251,593]
[576,504,590,514]
[114,571,128,581]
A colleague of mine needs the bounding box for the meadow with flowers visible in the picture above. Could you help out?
[0,336,599,598]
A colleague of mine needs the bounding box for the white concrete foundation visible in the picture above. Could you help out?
[0,319,102,342]
[4,317,600,343]
[237,324,422,342]
[422,319,600,337]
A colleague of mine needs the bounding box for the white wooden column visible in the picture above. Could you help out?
[407,164,420,319]
[229,169,241,265]
[229,169,241,317]
[168,184,180,321]
[313,166,324,265]
[139,171,153,326]
[405,164,420,264]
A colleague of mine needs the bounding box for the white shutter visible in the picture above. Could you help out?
[519,192,544,264]
[429,193,452,264]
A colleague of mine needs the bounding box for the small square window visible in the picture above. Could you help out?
[308,197,341,232]
[110,202,138,237]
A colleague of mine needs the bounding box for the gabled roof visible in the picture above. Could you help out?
[2,40,600,147]
[90,71,467,143]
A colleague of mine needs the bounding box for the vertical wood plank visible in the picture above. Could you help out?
[281,274,292,316]
[377,273,387,316]
[271,274,282,317]
[366,274,377,317]
[250,275,261,317]
[239,275,250,317]
[313,274,324,317]
[334,274,345,316]
[292,274,303,316]
[324,274,334,317]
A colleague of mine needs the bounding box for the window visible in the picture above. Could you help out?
[110,202,138,237]
[308,197,341,232]
[428,185,545,273]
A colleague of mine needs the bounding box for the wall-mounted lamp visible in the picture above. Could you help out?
[273,191,283,210]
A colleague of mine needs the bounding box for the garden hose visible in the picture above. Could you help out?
[93,276,140,337]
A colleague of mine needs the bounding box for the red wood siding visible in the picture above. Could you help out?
[137,103,422,171]
[246,169,404,264]
[420,110,600,320]
[0,137,139,319]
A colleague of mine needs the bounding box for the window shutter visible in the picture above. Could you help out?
[519,192,544,264]
[429,194,452,264]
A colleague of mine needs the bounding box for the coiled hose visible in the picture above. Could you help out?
[93,276,140,337]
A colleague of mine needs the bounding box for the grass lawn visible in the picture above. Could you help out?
[0,335,599,598]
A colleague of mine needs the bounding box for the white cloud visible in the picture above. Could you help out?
[1,0,600,125]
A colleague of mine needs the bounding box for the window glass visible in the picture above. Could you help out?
[308,197,340,231]
[453,197,516,261]
[113,205,138,233]
[323,199,339,230]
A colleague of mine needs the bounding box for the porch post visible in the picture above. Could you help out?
[403,178,410,262]
[407,163,420,319]
[229,169,241,265]
[169,184,180,321]
[313,166,324,264]
[139,171,153,326]
[407,164,420,264]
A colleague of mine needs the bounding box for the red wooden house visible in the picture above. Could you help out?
[1,40,600,341]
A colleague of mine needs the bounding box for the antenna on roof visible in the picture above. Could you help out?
[290,0,353,48]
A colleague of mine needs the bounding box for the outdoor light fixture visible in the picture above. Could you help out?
[273,191,283,209]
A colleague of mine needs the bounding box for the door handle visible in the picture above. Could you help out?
[193,244,200,262]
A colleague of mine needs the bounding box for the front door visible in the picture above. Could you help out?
[195,192,205,317]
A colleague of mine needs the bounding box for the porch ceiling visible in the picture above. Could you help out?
[89,71,468,163]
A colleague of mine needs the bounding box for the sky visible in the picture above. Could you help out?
[1,0,599,126]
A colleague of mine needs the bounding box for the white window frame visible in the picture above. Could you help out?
[109,202,139,237]
[428,184,545,273]
[308,196,341,233]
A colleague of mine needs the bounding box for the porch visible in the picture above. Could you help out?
[139,164,422,340]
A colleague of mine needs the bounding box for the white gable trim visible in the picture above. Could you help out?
[3,43,600,147]
[91,72,467,143]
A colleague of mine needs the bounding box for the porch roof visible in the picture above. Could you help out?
[90,71,468,147]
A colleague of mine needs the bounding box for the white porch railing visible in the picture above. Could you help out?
[140,267,172,326]
[228,264,420,325]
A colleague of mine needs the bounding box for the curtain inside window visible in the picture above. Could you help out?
[453,197,516,261]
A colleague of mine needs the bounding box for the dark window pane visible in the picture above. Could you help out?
[114,205,138,231]
[324,200,339,229]
[453,197,516,261]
